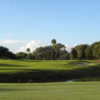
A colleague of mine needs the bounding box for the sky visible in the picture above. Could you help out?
[0,0,100,52]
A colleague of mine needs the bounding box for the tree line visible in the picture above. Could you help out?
[0,39,100,60]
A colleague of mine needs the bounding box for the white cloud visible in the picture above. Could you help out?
[0,40,44,53]
[19,40,44,52]
[0,40,24,44]
[0,40,73,53]
[65,45,73,52]
[0,40,26,53]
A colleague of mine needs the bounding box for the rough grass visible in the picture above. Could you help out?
[0,82,100,100]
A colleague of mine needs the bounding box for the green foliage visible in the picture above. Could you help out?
[1,40,100,60]
[85,46,93,59]
[16,52,27,59]
[51,39,57,47]
[0,46,16,59]
[32,40,100,60]
[74,44,89,59]
[26,48,31,53]
[91,41,100,59]
[70,41,100,60]
[70,48,77,59]
[33,44,69,60]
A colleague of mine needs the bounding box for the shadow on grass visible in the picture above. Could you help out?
[0,88,40,92]
[0,64,27,67]
[0,64,100,82]
[67,60,90,66]
[0,88,17,92]
[0,68,32,70]
[0,88,50,92]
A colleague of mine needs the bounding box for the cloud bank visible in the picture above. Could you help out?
[0,40,24,44]
[0,40,72,53]
[19,40,45,52]
[0,40,44,53]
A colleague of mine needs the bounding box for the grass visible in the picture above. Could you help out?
[0,59,98,73]
[0,59,99,82]
[0,82,100,100]
[0,60,100,99]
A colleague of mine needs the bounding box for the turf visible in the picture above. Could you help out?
[0,82,100,100]
[0,60,100,99]
[0,59,99,82]
[0,59,98,73]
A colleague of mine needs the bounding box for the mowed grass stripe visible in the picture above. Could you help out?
[0,82,100,100]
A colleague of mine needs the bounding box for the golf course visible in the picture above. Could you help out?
[0,0,100,99]
[0,59,99,99]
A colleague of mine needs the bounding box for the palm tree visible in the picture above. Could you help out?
[26,48,31,59]
[51,39,57,47]
[26,48,31,53]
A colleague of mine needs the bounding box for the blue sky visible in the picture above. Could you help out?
[0,0,100,52]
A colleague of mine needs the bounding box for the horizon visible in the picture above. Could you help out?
[0,0,100,52]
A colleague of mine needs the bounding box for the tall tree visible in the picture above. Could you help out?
[85,46,93,59]
[51,39,57,47]
[74,44,89,59]
[91,41,100,59]
[0,46,16,59]
[26,48,31,53]
[26,48,33,59]
[70,48,77,59]
[16,52,27,59]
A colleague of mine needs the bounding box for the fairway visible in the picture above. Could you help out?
[0,55,99,98]
[0,59,80,72]
[0,59,98,73]
[0,59,99,82]
[0,82,100,100]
